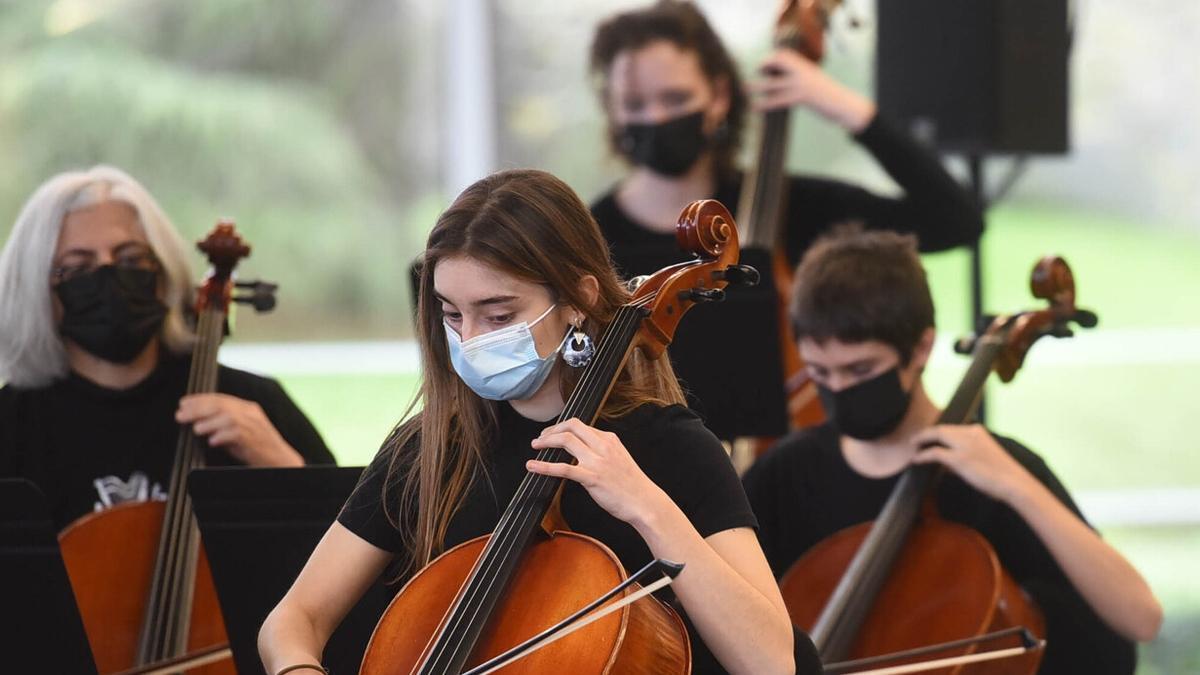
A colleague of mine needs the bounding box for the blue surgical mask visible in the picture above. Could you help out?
[445,304,569,401]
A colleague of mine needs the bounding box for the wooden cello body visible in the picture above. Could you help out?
[360,200,752,674]
[361,533,689,674]
[58,222,264,675]
[780,256,1095,673]
[783,517,1044,674]
[60,502,230,674]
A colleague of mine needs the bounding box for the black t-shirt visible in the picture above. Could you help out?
[590,115,984,440]
[742,424,1137,674]
[0,356,335,530]
[338,401,759,675]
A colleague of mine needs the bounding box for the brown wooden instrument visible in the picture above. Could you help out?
[737,0,842,434]
[359,200,755,674]
[780,256,1097,673]
[59,222,264,674]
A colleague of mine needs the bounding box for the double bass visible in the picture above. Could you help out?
[359,200,757,674]
[59,222,275,674]
[781,256,1097,673]
[736,0,842,433]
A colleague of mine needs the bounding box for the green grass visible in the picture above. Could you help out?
[279,373,419,467]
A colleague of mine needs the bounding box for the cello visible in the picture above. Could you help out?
[59,221,275,674]
[780,256,1097,673]
[736,0,842,433]
[358,200,757,674]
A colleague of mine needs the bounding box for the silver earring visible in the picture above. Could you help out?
[562,324,595,368]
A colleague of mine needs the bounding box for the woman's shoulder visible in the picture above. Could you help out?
[215,362,285,397]
[609,402,708,439]
[0,376,63,408]
[606,402,729,469]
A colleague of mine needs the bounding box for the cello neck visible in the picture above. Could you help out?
[808,333,1008,660]
[136,220,250,666]
[136,304,225,665]
[736,20,808,248]
[737,106,792,249]
[415,304,648,675]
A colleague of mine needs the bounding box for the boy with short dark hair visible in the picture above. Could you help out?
[743,229,1160,673]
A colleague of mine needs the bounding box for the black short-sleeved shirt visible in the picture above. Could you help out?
[338,401,758,675]
[742,424,1137,674]
[590,115,984,440]
[0,355,335,530]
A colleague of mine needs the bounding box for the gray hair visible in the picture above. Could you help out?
[0,165,196,387]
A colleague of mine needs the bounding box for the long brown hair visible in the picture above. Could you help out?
[384,169,686,575]
[590,0,748,180]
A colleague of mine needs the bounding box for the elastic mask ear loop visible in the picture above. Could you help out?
[527,303,557,328]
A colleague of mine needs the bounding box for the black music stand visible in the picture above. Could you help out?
[0,479,97,674]
[189,466,396,675]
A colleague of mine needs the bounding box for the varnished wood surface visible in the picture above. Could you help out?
[59,501,233,675]
[360,531,690,674]
[781,519,1044,674]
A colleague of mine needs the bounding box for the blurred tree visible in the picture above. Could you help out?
[0,0,442,339]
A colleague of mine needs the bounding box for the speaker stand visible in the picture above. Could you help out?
[968,152,987,423]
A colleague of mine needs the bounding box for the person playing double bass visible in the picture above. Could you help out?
[0,165,334,530]
[258,169,798,675]
[741,228,1162,673]
[588,0,983,441]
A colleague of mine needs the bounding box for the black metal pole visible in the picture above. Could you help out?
[967,153,987,423]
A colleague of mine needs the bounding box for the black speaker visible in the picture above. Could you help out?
[875,0,1070,155]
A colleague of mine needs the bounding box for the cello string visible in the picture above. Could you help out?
[432,260,718,668]
[449,293,666,654]
[435,255,727,666]
[156,305,213,656]
[158,306,216,656]
[426,298,652,669]
[447,296,655,661]
[424,302,646,670]
[144,306,205,658]
[154,303,223,658]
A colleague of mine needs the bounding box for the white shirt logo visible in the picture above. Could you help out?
[92,471,168,511]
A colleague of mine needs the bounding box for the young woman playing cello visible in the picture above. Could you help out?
[258,169,798,675]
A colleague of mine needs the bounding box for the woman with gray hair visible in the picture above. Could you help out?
[0,165,335,529]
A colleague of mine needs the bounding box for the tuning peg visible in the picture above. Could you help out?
[715,264,760,288]
[1072,308,1099,328]
[953,335,977,355]
[1046,323,1074,339]
[681,288,725,303]
[234,279,278,313]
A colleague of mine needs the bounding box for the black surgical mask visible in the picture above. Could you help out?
[818,367,913,441]
[55,266,167,363]
[618,110,710,177]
